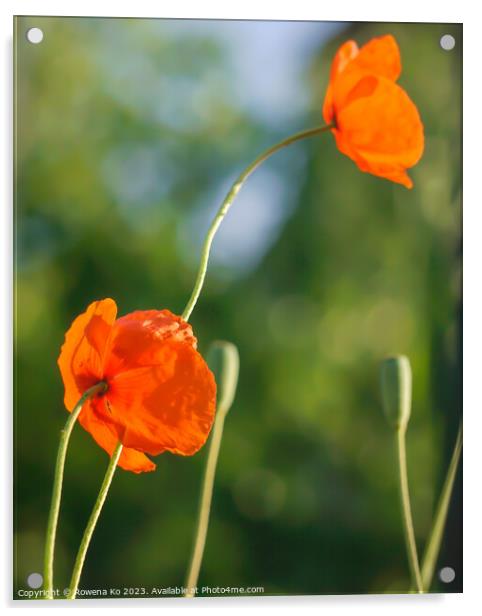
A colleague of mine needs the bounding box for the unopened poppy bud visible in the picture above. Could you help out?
[379,355,412,431]
[207,341,239,418]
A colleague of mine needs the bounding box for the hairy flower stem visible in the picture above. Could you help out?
[419,423,462,590]
[181,124,332,322]
[396,427,424,593]
[43,381,108,599]
[68,442,123,599]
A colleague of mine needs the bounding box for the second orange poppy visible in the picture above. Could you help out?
[323,35,424,188]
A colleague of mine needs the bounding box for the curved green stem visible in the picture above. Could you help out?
[396,427,424,593]
[420,423,462,590]
[184,341,239,597]
[67,443,122,599]
[183,411,227,598]
[43,381,107,599]
[67,442,123,599]
[181,124,333,322]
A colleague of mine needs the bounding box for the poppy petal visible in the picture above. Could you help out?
[58,298,117,411]
[328,36,402,121]
[342,74,379,108]
[322,40,359,124]
[333,130,414,188]
[351,35,401,82]
[106,341,216,456]
[329,39,359,80]
[104,309,197,377]
[322,84,335,125]
[79,397,156,473]
[335,76,424,187]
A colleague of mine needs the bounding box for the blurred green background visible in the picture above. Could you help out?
[14,17,462,597]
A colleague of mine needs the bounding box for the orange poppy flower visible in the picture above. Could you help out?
[323,35,424,188]
[58,298,216,473]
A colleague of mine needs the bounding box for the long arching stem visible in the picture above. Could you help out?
[43,381,107,599]
[67,442,123,599]
[181,124,332,322]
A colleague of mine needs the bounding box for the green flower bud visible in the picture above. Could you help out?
[207,341,240,418]
[379,355,412,431]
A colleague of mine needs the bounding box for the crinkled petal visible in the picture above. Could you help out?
[106,341,216,456]
[335,75,424,188]
[79,397,156,473]
[104,309,197,377]
[58,299,117,411]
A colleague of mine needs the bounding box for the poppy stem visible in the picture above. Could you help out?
[184,341,239,597]
[43,381,108,599]
[418,423,462,591]
[67,441,123,599]
[181,124,333,322]
[395,426,424,593]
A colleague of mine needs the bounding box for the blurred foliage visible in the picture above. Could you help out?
[14,17,461,597]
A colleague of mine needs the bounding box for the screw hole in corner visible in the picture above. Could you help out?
[26,572,43,589]
[440,34,455,51]
[439,566,456,583]
[26,27,44,44]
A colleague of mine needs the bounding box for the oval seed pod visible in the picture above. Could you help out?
[206,341,240,418]
[379,355,412,431]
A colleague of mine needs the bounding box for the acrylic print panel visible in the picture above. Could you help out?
[14,16,462,600]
